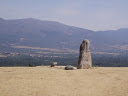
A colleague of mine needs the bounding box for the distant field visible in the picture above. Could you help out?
[0,67,128,96]
[0,55,6,57]
[111,44,128,50]
[11,45,121,55]
[11,45,78,53]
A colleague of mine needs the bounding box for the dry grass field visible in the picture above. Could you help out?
[0,67,128,96]
[0,55,6,58]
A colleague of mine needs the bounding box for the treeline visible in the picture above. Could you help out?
[0,54,128,67]
[0,54,77,67]
[92,54,128,67]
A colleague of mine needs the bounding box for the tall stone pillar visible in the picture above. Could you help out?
[77,39,92,69]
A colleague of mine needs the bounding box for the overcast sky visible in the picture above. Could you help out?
[0,0,128,31]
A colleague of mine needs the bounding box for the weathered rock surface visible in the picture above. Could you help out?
[77,39,92,69]
[50,62,57,67]
[65,66,75,70]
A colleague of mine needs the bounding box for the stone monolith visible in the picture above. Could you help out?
[77,39,92,69]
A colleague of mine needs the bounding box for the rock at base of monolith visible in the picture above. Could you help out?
[50,62,57,67]
[77,39,92,69]
[29,63,33,67]
[65,66,75,70]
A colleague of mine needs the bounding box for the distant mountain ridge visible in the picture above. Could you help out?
[0,17,128,52]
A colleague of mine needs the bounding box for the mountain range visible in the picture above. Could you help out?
[0,17,128,52]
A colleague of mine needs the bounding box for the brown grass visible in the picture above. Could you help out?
[0,67,128,96]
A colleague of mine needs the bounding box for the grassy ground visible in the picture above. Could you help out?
[0,66,128,96]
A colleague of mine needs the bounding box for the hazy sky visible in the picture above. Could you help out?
[0,0,128,31]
